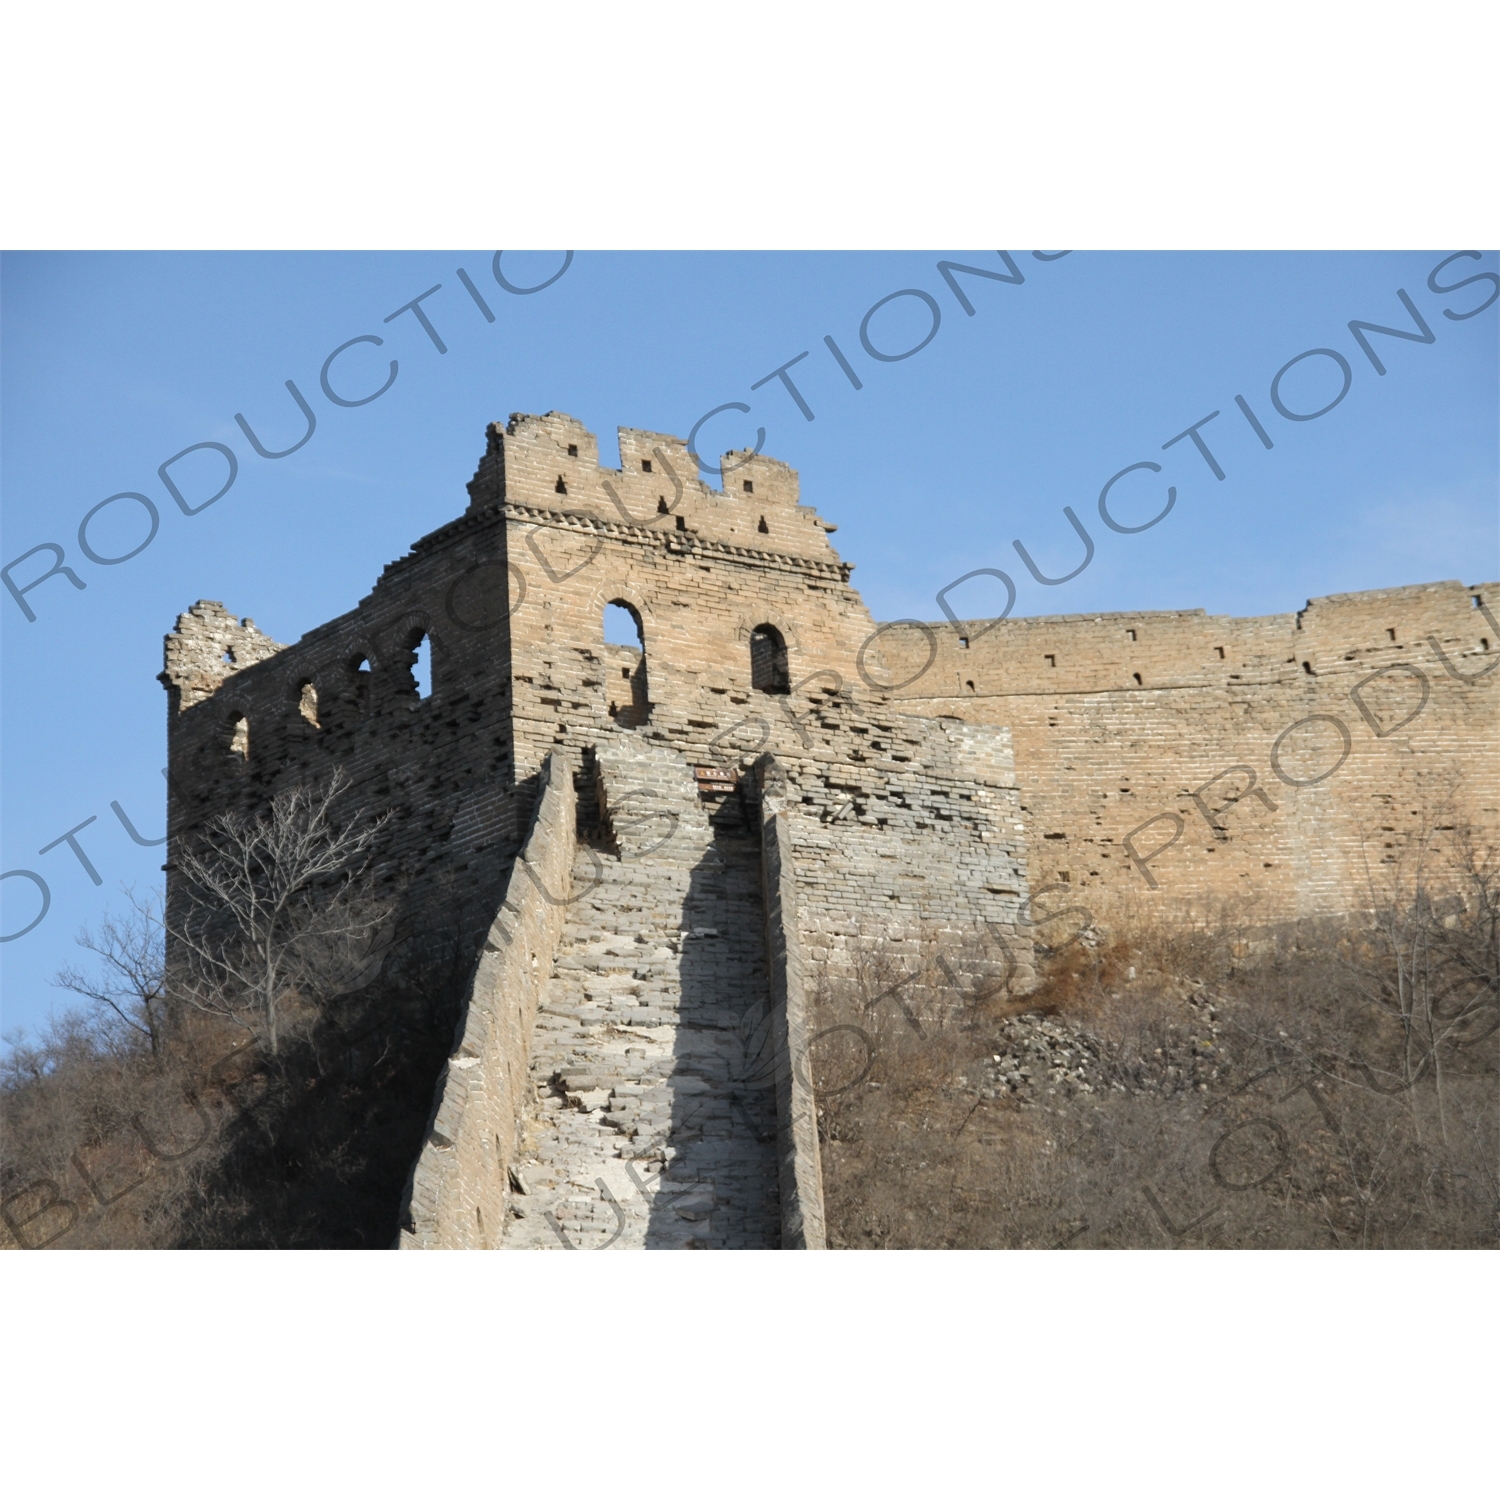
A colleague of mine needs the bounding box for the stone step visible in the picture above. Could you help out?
[502,742,778,1251]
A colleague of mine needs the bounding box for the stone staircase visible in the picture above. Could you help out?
[501,742,780,1249]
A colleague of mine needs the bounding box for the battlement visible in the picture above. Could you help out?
[887,578,1498,923]
[877,579,1497,700]
[465,411,840,563]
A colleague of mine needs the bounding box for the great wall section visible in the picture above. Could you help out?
[159,412,1498,1248]
[882,579,1499,927]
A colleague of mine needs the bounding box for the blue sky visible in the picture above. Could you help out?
[2,250,1496,1040]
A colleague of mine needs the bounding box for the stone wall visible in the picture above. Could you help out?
[757,758,826,1250]
[749,697,1037,994]
[482,411,883,822]
[161,503,527,1010]
[397,751,576,1250]
[160,411,1047,1248]
[501,740,783,1249]
[878,581,1500,924]
[156,409,1495,1248]
[158,412,1016,1009]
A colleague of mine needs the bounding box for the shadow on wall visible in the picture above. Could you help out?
[176,909,489,1249]
[634,794,780,1249]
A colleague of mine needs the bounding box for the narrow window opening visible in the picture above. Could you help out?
[296,680,320,728]
[750,624,790,694]
[566,443,578,457]
[743,480,754,494]
[1132,672,1143,685]
[657,497,668,513]
[602,601,649,726]
[1126,628,1137,641]
[1302,660,1315,675]
[1473,594,1484,608]
[958,636,969,649]
[675,514,687,531]
[1386,627,1396,640]
[603,603,642,648]
[348,654,372,715]
[411,632,432,699]
[757,516,769,534]
[1044,654,1056,668]
[228,714,249,760]
[641,458,652,472]
[555,475,568,494]
[965,679,976,693]
[221,649,235,665]
[1481,638,1490,652]
[1215,646,1225,659]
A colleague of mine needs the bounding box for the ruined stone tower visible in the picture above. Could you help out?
[161,412,1495,1247]
[161,413,1036,1248]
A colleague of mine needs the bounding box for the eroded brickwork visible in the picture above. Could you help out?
[501,742,781,1250]
[879,582,1499,924]
[163,412,1036,1247]
[160,409,1486,1246]
[161,412,1032,1013]
[398,752,575,1249]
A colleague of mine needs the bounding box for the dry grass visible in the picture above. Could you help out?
[811,839,1499,1249]
[1,932,470,1249]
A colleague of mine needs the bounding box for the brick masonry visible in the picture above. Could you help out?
[757,756,827,1250]
[160,411,1489,1245]
[877,582,1499,924]
[397,750,575,1249]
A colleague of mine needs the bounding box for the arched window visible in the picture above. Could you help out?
[408,630,432,699]
[603,601,650,726]
[348,653,372,716]
[296,679,320,728]
[228,713,249,760]
[603,602,642,649]
[750,624,789,694]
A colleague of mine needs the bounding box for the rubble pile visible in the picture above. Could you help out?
[981,993,1225,1106]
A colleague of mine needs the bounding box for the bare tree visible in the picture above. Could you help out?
[53,885,169,1056]
[167,770,392,1053]
[1345,810,1500,1144]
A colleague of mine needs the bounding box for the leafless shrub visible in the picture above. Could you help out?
[1,1004,243,1249]
[168,769,393,1053]
[2,771,435,1250]
[813,824,1498,1250]
[53,885,169,1057]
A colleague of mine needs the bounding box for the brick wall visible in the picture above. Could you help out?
[160,413,1047,1247]
[161,504,528,1013]
[746,698,1037,993]
[156,410,1492,1245]
[396,751,576,1250]
[758,757,826,1250]
[878,581,1500,924]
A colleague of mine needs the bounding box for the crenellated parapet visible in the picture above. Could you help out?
[464,410,842,565]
